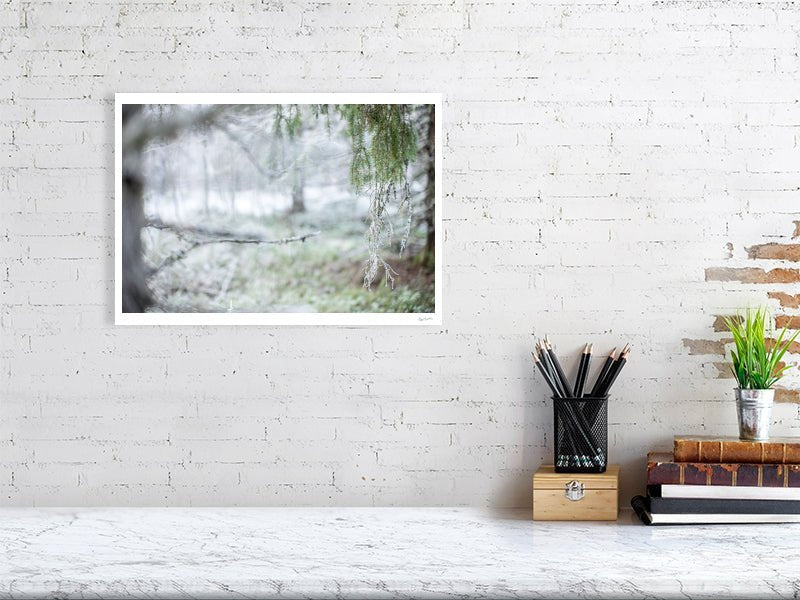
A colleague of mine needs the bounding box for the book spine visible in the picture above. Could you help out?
[647,461,800,487]
[674,438,800,464]
[648,496,800,514]
[630,495,652,526]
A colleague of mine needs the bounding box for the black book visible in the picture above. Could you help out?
[631,495,800,525]
[648,495,800,514]
[631,495,655,525]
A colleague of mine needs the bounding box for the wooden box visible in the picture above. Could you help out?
[533,465,619,521]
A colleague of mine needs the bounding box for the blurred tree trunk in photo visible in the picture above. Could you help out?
[167,153,181,222]
[228,146,237,216]
[121,104,154,313]
[421,104,435,270]
[286,125,307,214]
[290,161,305,213]
[121,104,229,312]
[202,137,210,216]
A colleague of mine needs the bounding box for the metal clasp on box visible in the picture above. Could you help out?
[564,480,584,501]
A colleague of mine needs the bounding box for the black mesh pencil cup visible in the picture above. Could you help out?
[553,396,608,473]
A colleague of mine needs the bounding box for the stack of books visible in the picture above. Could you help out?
[632,435,800,525]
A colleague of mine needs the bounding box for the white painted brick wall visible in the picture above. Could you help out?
[1,0,800,507]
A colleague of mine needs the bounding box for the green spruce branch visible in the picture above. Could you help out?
[272,104,419,288]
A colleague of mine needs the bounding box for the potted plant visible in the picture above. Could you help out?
[724,307,799,441]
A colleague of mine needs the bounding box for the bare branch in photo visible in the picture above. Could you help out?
[146,218,321,275]
[146,218,320,244]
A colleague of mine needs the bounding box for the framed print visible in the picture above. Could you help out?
[115,93,442,326]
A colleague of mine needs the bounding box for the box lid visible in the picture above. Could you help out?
[533,465,619,490]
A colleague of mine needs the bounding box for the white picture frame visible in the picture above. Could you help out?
[114,92,442,326]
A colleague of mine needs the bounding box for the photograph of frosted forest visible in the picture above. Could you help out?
[118,98,437,320]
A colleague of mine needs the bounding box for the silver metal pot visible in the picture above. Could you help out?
[735,388,775,441]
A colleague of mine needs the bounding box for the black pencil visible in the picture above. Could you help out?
[535,342,555,388]
[532,351,562,398]
[533,346,582,463]
[598,345,630,397]
[535,342,549,374]
[589,347,616,398]
[538,342,568,398]
[598,343,628,394]
[573,343,591,398]
[538,340,567,397]
[544,335,572,397]
[572,343,587,397]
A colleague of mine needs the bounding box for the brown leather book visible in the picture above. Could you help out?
[647,452,800,487]
[674,435,800,464]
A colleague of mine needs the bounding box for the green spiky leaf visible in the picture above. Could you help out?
[724,307,799,390]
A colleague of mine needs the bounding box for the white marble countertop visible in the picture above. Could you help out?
[0,507,798,599]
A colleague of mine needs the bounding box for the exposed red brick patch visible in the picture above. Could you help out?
[775,315,800,330]
[766,338,800,354]
[705,218,799,396]
[769,292,800,308]
[747,243,800,262]
[714,362,735,379]
[683,338,728,355]
[705,267,800,284]
[776,389,800,404]
[713,315,741,332]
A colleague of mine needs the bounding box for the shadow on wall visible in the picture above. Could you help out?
[498,342,557,509]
